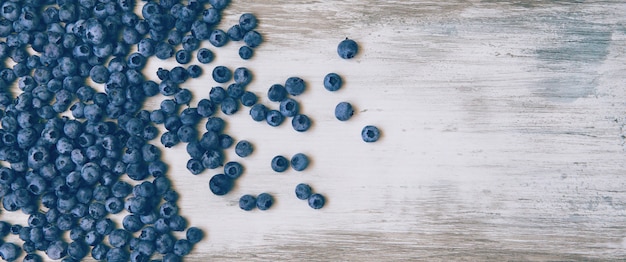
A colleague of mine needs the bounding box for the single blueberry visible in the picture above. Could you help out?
[235,140,253,158]
[239,13,258,32]
[196,48,214,64]
[295,183,312,200]
[209,29,228,47]
[223,161,244,179]
[220,97,239,115]
[335,102,354,121]
[238,46,253,60]
[256,193,273,210]
[292,114,312,132]
[243,30,262,48]
[285,77,305,96]
[265,110,284,127]
[337,38,359,59]
[308,193,326,209]
[279,98,299,117]
[241,91,258,107]
[212,66,231,83]
[361,125,381,143]
[291,153,310,171]
[239,194,256,211]
[209,174,233,195]
[186,227,204,244]
[271,155,289,173]
[267,84,287,102]
[324,73,343,91]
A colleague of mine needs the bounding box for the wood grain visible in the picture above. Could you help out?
[4,0,626,261]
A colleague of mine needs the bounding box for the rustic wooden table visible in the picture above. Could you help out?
[5,0,626,261]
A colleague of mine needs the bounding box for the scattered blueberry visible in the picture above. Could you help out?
[295,183,312,200]
[361,125,381,143]
[271,155,289,173]
[323,73,343,91]
[235,140,253,158]
[290,153,310,171]
[239,194,256,211]
[256,193,274,210]
[335,102,354,121]
[209,174,234,196]
[291,114,311,132]
[308,193,326,209]
[337,38,359,59]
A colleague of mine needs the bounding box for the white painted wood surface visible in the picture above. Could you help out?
[5,0,626,261]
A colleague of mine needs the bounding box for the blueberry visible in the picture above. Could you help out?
[239,13,258,32]
[0,242,20,261]
[106,247,129,262]
[243,30,262,48]
[161,131,180,148]
[224,161,244,179]
[46,240,68,260]
[271,155,289,173]
[173,239,192,256]
[197,99,215,117]
[285,77,305,96]
[160,201,179,219]
[337,38,358,59]
[209,174,233,195]
[241,91,258,107]
[335,102,354,121]
[323,73,343,91]
[205,117,225,133]
[238,194,256,211]
[290,153,310,171]
[209,29,228,47]
[267,84,287,102]
[186,227,204,244]
[84,230,103,246]
[219,134,234,149]
[156,233,176,254]
[68,241,88,260]
[265,110,284,127]
[105,197,124,214]
[220,97,239,115]
[209,0,230,10]
[187,65,202,78]
[196,48,214,64]
[201,149,223,169]
[235,140,253,157]
[209,86,227,104]
[186,159,204,175]
[292,114,311,132]
[238,46,253,60]
[200,131,219,150]
[109,229,131,248]
[201,8,221,24]
[256,193,274,210]
[122,214,144,232]
[91,243,109,260]
[279,98,299,117]
[361,125,381,143]
[24,253,42,262]
[95,218,114,236]
[295,183,312,200]
[212,66,231,83]
[175,50,191,64]
[227,24,245,41]
[155,42,175,60]
[308,193,326,209]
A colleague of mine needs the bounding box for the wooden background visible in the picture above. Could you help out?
[5,0,626,261]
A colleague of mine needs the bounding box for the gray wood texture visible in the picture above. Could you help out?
[4,0,626,261]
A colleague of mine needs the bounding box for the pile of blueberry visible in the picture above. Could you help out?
[0,0,380,260]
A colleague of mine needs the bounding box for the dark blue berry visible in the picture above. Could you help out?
[265,110,284,127]
[187,65,202,78]
[243,30,262,48]
[201,149,223,169]
[224,161,243,179]
[209,29,228,47]
[338,38,358,59]
[361,125,381,142]
[209,174,233,195]
[267,84,287,102]
[241,91,257,107]
[239,13,258,32]
[285,77,305,96]
[335,102,354,121]
[279,98,299,117]
[239,194,256,211]
[186,159,204,175]
[201,8,220,24]
[292,114,311,132]
[323,73,343,91]
[205,117,225,133]
[249,104,268,121]
[46,240,67,260]
[308,193,326,209]
[291,153,309,171]
[175,50,191,64]
[220,97,239,115]
[186,227,204,244]
[256,193,273,210]
[271,155,289,172]
[212,66,231,83]
[238,46,253,60]
[295,183,312,200]
[173,239,192,256]
[196,48,214,64]
[209,86,227,104]
[235,140,253,157]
